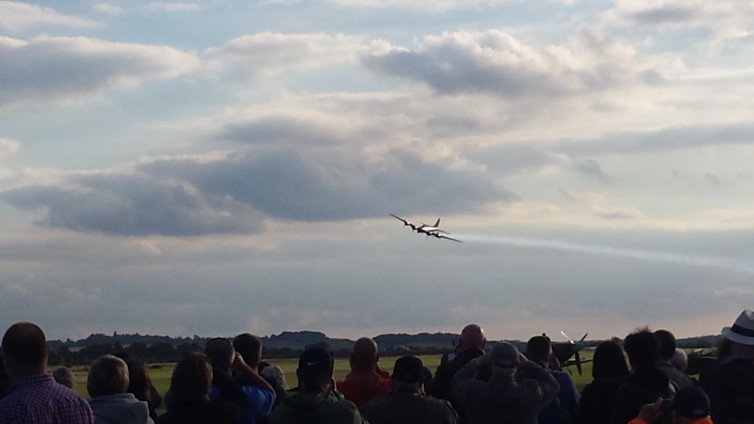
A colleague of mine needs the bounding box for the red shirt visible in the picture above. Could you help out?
[336,370,391,407]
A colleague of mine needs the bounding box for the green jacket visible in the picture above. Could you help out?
[269,390,368,424]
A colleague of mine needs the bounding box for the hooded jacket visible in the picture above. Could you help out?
[90,393,154,424]
[269,390,366,424]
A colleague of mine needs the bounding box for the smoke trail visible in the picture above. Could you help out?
[456,233,754,275]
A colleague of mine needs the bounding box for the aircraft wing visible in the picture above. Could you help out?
[390,213,417,229]
[434,233,462,242]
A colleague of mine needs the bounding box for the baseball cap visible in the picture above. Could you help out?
[491,342,519,368]
[392,355,424,383]
[298,347,334,379]
[674,386,710,419]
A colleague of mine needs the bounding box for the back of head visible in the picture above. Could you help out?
[592,341,629,379]
[654,329,677,361]
[53,366,75,388]
[297,347,334,391]
[261,365,288,390]
[673,386,710,420]
[391,355,424,391]
[88,355,129,397]
[350,337,379,372]
[491,342,519,376]
[2,322,48,376]
[205,338,234,372]
[233,333,263,369]
[172,353,213,406]
[526,335,552,364]
[623,328,659,370]
[459,324,486,353]
[126,359,150,397]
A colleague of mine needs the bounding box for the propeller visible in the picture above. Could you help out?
[560,331,588,375]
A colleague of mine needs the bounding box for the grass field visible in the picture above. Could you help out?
[68,353,595,403]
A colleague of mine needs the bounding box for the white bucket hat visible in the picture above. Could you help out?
[721,310,754,345]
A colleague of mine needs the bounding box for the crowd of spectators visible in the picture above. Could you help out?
[2,310,754,423]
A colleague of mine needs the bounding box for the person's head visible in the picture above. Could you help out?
[171,353,213,406]
[297,347,334,392]
[350,337,379,373]
[391,355,425,394]
[670,348,688,373]
[126,359,151,398]
[233,333,262,370]
[87,355,129,398]
[654,329,677,362]
[490,342,519,379]
[671,386,710,424]
[2,322,48,378]
[623,328,659,371]
[592,341,629,379]
[260,364,288,390]
[52,366,74,388]
[458,324,486,354]
[204,338,234,373]
[722,310,754,356]
[526,335,552,364]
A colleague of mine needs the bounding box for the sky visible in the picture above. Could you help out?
[1,0,754,343]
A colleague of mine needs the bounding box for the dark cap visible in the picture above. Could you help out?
[674,386,710,419]
[298,347,333,379]
[491,342,519,368]
[392,355,424,383]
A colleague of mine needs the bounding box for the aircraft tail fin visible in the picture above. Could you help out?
[434,218,441,227]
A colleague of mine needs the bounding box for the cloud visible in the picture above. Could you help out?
[575,159,610,182]
[0,35,200,107]
[146,2,201,12]
[2,173,262,236]
[217,114,349,146]
[204,32,378,78]
[327,0,512,12]
[0,138,19,156]
[0,1,97,32]
[363,30,664,98]
[594,206,644,220]
[92,3,122,16]
[141,148,514,222]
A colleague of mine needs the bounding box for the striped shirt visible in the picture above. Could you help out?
[0,373,94,424]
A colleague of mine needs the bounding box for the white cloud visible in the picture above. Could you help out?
[146,2,201,12]
[328,0,513,12]
[0,1,97,32]
[92,3,122,16]
[204,32,382,78]
[0,35,200,107]
[0,138,19,156]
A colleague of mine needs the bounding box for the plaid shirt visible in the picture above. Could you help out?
[0,374,94,424]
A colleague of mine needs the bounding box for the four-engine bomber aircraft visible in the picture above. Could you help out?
[390,214,462,242]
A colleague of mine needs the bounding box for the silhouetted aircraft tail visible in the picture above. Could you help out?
[433,218,441,227]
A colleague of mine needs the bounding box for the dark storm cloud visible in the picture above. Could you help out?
[1,173,262,236]
[142,148,515,221]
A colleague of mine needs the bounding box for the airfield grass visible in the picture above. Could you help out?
[68,353,595,403]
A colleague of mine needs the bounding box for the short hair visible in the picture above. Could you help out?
[2,322,48,370]
[53,367,74,388]
[88,355,129,397]
[654,329,677,361]
[624,328,659,370]
[592,341,629,379]
[205,338,234,372]
[526,336,552,363]
[233,333,262,368]
[171,353,213,405]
